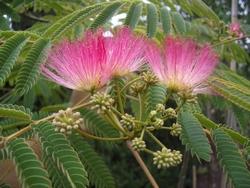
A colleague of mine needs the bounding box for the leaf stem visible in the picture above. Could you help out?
[212,35,250,47]
[76,129,128,141]
[121,77,141,92]
[115,78,125,114]
[138,93,143,121]
[146,130,165,148]
[5,101,92,143]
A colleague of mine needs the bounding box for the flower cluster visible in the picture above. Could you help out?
[120,113,136,132]
[170,123,182,137]
[41,27,145,92]
[153,148,182,169]
[52,108,82,134]
[90,92,114,113]
[229,22,244,38]
[131,137,146,151]
[41,28,218,96]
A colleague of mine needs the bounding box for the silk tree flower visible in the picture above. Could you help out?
[41,31,108,91]
[104,27,145,77]
[229,22,244,38]
[41,28,145,91]
[146,37,218,94]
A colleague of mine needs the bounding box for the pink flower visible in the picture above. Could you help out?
[146,37,218,94]
[229,22,244,38]
[41,28,145,91]
[104,27,145,77]
[41,31,108,91]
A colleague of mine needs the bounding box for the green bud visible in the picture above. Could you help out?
[131,137,146,151]
[170,123,182,137]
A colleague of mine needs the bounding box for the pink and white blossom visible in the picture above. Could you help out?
[146,37,218,94]
[41,28,145,91]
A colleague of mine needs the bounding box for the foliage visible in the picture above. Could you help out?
[0,0,250,187]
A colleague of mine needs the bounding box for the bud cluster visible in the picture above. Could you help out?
[170,123,182,137]
[52,108,82,134]
[120,113,136,131]
[156,104,177,119]
[130,81,146,95]
[149,110,164,129]
[153,148,182,169]
[90,92,114,113]
[131,137,146,151]
[141,71,158,85]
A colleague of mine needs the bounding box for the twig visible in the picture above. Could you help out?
[177,151,190,188]
[126,141,159,188]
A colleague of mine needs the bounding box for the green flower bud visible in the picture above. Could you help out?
[131,137,146,151]
[120,113,136,132]
[90,92,114,113]
[170,123,182,137]
[52,108,83,135]
[153,148,182,169]
[141,71,158,85]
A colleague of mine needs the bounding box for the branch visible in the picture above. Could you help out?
[126,141,159,188]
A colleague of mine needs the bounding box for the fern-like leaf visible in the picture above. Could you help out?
[43,3,105,40]
[146,84,166,114]
[0,33,28,85]
[89,2,123,29]
[208,78,250,112]
[160,7,172,34]
[171,12,186,34]
[0,104,32,121]
[34,123,89,188]
[146,3,158,38]
[0,148,8,160]
[80,108,119,138]
[70,134,115,188]
[7,138,52,188]
[16,38,51,95]
[213,129,250,187]
[42,152,72,188]
[179,111,211,161]
[124,2,143,29]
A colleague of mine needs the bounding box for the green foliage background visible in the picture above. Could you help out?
[0,0,250,188]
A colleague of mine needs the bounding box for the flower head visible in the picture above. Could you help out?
[229,22,244,38]
[41,28,145,91]
[146,37,218,94]
[41,31,108,91]
[104,27,145,77]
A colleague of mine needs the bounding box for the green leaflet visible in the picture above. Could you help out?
[171,12,186,34]
[0,104,32,121]
[42,152,72,188]
[7,138,51,188]
[189,0,220,25]
[124,2,143,29]
[160,7,172,34]
[70,134,115,188]
[0,33,28,85]
[34,123,89,188]
[147,3,158,38]
[179,111,211,161]
[80,108,119,139]
[0,148,8,160]
[89,2,123,29]
[213,129,250,187]
[43,3,106,40]
[16,38,51,95]
[208,78,250,112]
[146,84,167,115]
[194,113,249,145]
